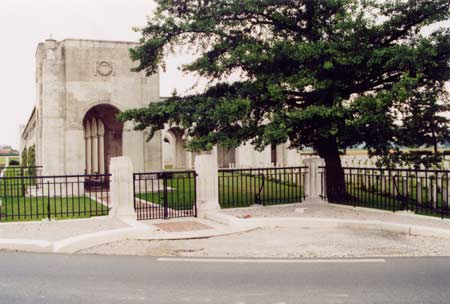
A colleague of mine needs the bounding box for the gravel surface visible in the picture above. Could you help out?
[223,201,450,230]
[0,217,128,241]
[79,226,450,258]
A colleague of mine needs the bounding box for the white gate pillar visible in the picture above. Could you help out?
[304,157,325,199]
[194,147,221,217]
[110,157,136,220]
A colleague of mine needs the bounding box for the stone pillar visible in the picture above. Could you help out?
[98,120,105,174]
[85,121,92,174]
[303,158,325,199]
[110,157,136,220]
[41,38,66,176]
[91,118,98,174]
[194,147,220,217]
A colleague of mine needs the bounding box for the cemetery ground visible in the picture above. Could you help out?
[137,172,303,210]
[0,166,108,222]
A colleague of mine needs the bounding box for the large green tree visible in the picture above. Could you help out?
[120,0,450,202]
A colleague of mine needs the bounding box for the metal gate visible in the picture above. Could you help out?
[133,171,197,220]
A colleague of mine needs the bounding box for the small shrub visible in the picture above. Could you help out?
[9,160,19,166]
[21,147,27,166]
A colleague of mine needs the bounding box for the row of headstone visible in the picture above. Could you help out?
[339,155,450,171]
[353,172,448,208]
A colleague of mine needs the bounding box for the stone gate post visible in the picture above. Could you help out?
[304,157,325,199]
[194,147,221,217]
[110,157,136,220]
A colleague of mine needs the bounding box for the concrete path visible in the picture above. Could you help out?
[0,215,250,254]
[1,252,450,304]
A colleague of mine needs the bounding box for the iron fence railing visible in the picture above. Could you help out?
[320,166,450,218]
[133,171,197,220]
[218,166,307,208]
[0,173,110,222]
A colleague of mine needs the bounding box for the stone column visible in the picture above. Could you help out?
[303,157,325,199]
[194,147,220,217]
[110,157,136,220]
[98,120,105,174]
[91,118,98,174]
[85,121,92,174]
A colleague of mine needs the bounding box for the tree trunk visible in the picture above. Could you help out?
[316,137,347,202]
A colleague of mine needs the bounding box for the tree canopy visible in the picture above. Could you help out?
[119,0,450,199]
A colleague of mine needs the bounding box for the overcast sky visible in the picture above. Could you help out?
[0,0,203,148]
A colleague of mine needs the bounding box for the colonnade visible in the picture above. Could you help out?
[84,118,105,174]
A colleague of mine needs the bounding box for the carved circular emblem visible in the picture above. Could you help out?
[97,61,113,76]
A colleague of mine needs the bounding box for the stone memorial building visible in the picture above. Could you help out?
[21,38,306,175]
[20,38,162,176]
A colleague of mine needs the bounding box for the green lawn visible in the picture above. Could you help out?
[0,196,108,222]
[219,173,304,207]
[0,167,109,222]
[136,177,196,210]
[137,172,305,210]
[0,166,40,197]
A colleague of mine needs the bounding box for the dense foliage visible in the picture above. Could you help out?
[119,0,450,200]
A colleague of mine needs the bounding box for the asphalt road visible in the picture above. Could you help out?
[0,252,449,304]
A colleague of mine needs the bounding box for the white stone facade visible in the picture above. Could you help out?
[21,39,162,176]
[161,126,307,170]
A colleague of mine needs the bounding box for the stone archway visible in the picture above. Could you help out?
[162,132,175,168]
[83,104,123,174]
[217,146,236,169]
[164,127,187,169]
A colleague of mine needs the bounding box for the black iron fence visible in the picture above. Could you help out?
[0,173,110,222]
[134,171,197,220]
[218,166,307,208]
[320,166,450,218]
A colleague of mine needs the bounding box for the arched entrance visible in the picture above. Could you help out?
[218,146,236,168]
[83,104,123,174]
[162,132,175,168]
[163,127,187,169]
